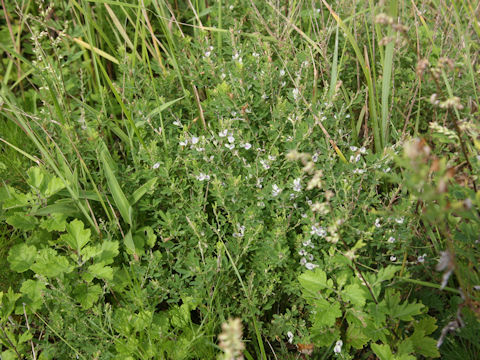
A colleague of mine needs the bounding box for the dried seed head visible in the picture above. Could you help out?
[218,318,245,360]
[375,13,394,25]
[416,58,430,78]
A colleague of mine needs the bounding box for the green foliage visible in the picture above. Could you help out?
[0,0,479,359]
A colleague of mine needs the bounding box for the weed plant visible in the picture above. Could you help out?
[0,0,479,359]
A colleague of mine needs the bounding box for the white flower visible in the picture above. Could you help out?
[298,249,307,256]
[261,93,268,100]
[152,162,161,169]
[293,178,302,192]
[305,262,318,270]
[390,256,397,262]
[173,120,182,127]
[307,253,314,261]
[384,167,391,173]
[300,257,307,265]
[242,142,252,150]
[395,217,404,224]
[225,143,235,150]
[375,218,381,228]
[268,155,276,161]
[221,73,226,80]
[287,331,294,344]
[292,88,300,100]
[417,254,427,263]
[350,146,358,151]
[233,225,245,238]
[204,51,211,57]
[388,236,396,243]
[312,153,319,162]
[191,136,199,145]
[229,5,234,10]
[196,173,210,181]
[353,168,366,174]
[219,129,228,137]
[252,52,259,57]
[260,159,270,170]
[272,184,282,197]
[179,140,188,146]
[359,146,367,154]
[280,69,285,76]
[311,225,326,237]
[227,135,235,143]
[333,340,343,354]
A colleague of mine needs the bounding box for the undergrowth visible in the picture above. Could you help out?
[0,0,479,359]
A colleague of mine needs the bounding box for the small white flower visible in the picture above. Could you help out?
[293,178,302,192]
[390,256,397,262]
[221,73,226,80]
[307,253,314,261]
[272,184,282,197]
[196,173,210,181]
[417,254,427,263]
[298,249,307,256]
[353,168,366,174]
[242,142,252,150]
[292,88,300,100]
[252,52,259,57]
[225,143,235,150]
[261,93,268,100]
[311,225,326,237]
[219,129,228,137]
[312,153,319,162]
[229,5,234,10]
[204,51,211,57]
[260,159,270,170]
[350,146,358,151]
[375,218,381,228]
[287,331,294,344]
[388,236,396,243]
[384,167,391,173]
[179,140,188,146]
[268,155,276,161]
[281,81,286,87]
[279,69,285,76]
[300,257,307,265]
[395,217,404,224]
[333,340,343,354]
[191,136,199,145]
[227,135,235,143]
[152,162,161,169]
[305,262,318,270]
[359,146,367,154]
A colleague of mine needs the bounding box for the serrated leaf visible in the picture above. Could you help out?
[18,280,45,314]
[74,284,102,309]
[371,343,394,360]
[27,167,45,189]
[298,269,333,295]
[87,262,113,281]
[383,290,424,321]
[6,212,37,231]
[40,212,68,232]
[80,245,102,262]
[415,316,437,336]
[311,297,342,328]
[1,350,17,360]
[45,176,66,197]
[30,249,72,277]
[347,324,369,349]
[343,283,367,308]
[397,338,414,356]
[61,219,91,252]
[8,243,37,273]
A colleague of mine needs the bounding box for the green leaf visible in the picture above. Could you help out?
[40,212,68,232]
[8,243,37,273]
[30,249,72,277]
[298,269,333,295]
[27,167,45,189]
[407,316,440,358]
[61,219,91,252]
[383,290,424,321]
[6,212,37,231]
[415,316,438,336]
[311,297,342,328]
[74,284,102,309]
[131,178,157,205]
[17,279,45,313]
[45,176,66,197]
[342,283,367,308]
[87,262,113,281]
[371,343,394,360]
[96,240,119,264]
[1,350,17,360]
[347,324,369,349]
[100,149,132,226]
